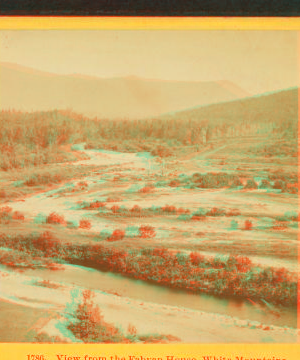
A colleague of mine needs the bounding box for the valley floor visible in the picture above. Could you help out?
[0,143,298,343]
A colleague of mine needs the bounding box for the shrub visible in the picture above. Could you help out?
[24,172,61,187]
[194,207,207,216]
[273,267,291,283]
[230,178,243,188]
[273,221,288,231]
[0,206,12,213]
[284,211,298,222]
[286,185,298,194]
[127,324,137,337]
[244,179,257,189]
[191,215,205,221]
[230,220,239,230]
[78,181,88,189]
[169,180,181,187]
[68,290,124,343]
[226,209,241,217]
[46,212,66,225]
[178,214,191,221]
[38,230,55,240]
[139,225,156,238]
[79,219,92,230]
[33,332,65,343]
[89,201,105,209]
[244,220,253,230]
[151,145,172,157]
[0,206,13,223]
[162,205,176,214]
[152,248,170,258]
[12,211,25,220]
[207,207,226,216]
[106,197,121,203]
[176,207,189,215]
[36,231,58,252]
[108,229,125,242]
[130,205,141,213]
[139,186,155,193]
[176,252,188,265]
[259,179,271,189]
[67,290,178,343]
[111,205,120,214]
[189,251,204,266]
[272,180,287,191]
[234,256,252,272]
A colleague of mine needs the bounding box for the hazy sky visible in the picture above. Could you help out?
[0,30,298,94]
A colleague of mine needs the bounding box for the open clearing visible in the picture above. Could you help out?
[0,139,298,343]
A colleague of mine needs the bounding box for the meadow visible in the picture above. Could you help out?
[0,88,298,343]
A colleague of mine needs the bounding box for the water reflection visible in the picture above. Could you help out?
[23,264,296,328]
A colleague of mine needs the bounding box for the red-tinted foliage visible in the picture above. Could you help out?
[46,212,66,225]
[78,181,88,189]
[189,251,204,266]
[0,233,296,306]
[0,206,14,224]
[105,197,114,202]
[38,230,54,240]
[139,186,155,193]
[107,229,125,242]
[272,180,286,190]
[111,205,120,214]
[36,231,58,252]
[226,209,241,217]
[130,205,141,213]
[89,201,105,209]
[207,207,225,216]
[244,220,253,230]
[176,207,187,215]
[234,256,252,272]
[12,211,25,220]
[0,190,6,199]
[139,225,156,238]
[162,205,176,213]
[191,215,205,221]
[151,145,172,157]
[152,248,171,258]
[273,267,290,283]
[79,219,92,230]
[273,221,288,231]
[0,206,12,213]
[169,180,181,187]
[127,324,137,336]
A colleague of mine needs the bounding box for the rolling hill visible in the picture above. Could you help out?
[157,87,298,136]
[0,62,250,119]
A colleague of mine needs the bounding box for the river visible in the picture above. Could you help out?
[22,263,296,328]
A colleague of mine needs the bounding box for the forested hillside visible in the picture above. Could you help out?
[0,88,297,170]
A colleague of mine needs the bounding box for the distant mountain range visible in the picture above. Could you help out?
[0,62,250,119]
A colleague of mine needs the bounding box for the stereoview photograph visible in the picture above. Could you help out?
[0,30,298,343]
